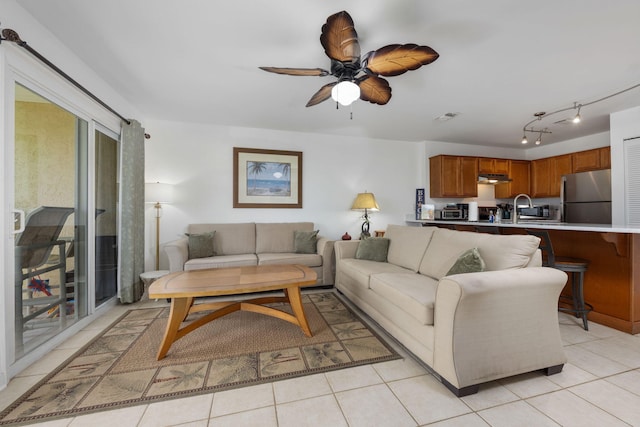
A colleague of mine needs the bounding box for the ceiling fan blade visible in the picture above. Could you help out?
[306,82,337,107]
[363,44,439,77]
[357,75,392,105]
[259,66,330,77]
[320,11,361,64]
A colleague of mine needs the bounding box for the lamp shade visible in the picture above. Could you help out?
[351,192,380,211]
[145,182,174,204]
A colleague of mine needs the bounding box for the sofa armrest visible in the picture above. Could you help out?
[334,240,360,260]
[164,237,188,272]
[433,267,568,390]
[317,237,335,285]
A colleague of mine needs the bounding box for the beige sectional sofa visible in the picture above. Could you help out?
[165,222,334,286]
[335,224,568,396]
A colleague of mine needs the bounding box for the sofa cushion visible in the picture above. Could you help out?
[476,234,541,271]
[369,273,438,325]
[419,229,541,279]
[446,247,486,276]
[293,230,319,254]
[186,232,215,259]
[257,253,322,267]
[184,254,258,270]
[338,258,411,289]
[188,223,255,255]
[355,237,390,262]
[419,228,484,279]
[256,222,314,254]
[385,225,435,272]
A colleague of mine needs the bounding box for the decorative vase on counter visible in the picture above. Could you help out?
[341,232,352,241]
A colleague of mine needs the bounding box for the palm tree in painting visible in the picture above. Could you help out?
[248,161,266,192]
[279,163,290,178]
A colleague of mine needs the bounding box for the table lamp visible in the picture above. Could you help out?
[351,192,380,239]
[145,182,174,270]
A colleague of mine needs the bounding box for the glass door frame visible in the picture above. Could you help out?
[1,45,122,385]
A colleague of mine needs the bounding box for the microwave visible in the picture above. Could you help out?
[440,209,464,220]
[516,205,550,219]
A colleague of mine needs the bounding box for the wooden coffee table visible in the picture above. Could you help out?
[148,264,317,360]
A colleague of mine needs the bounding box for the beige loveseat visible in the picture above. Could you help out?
[165,222,334,286]
[335,224,567,396]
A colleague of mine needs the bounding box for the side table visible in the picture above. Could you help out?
[140,270,170,301]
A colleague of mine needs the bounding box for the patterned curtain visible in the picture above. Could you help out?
[118,119,145,303]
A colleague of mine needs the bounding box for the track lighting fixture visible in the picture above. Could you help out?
[572,104,582,123]
[518,82,640,145]
[535,132,543,145]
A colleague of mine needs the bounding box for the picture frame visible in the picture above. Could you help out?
[233,147,303,208]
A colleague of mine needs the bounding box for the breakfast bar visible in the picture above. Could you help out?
[408,220,640,334]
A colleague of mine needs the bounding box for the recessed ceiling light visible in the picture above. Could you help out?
[434,112,460,122]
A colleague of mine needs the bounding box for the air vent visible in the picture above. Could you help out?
[434,112,460,122]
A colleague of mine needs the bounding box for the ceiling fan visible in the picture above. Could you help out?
[259,10,439,107]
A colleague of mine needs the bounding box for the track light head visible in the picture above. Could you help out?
[572,110,581,124]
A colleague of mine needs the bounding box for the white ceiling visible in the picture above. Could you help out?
[15,0,640,147]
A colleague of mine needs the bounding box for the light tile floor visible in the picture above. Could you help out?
[2,292,640,426]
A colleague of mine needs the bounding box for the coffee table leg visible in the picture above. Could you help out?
[157,297,190,360]
[286,286,312,337]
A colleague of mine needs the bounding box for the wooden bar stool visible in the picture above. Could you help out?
[526,229,592,330]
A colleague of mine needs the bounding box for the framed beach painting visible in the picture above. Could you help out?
[233,147,303,208]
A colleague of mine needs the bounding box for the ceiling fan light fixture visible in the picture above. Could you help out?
[331,81,360,106]
[521,135,528,144]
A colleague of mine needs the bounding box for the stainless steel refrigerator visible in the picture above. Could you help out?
[561,169,611,224]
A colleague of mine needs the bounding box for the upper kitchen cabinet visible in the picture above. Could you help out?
[495,160,530,198]
[572,146,611,172]
[478,157,509,174]
[531,154,572,197]
[430,155,478,198]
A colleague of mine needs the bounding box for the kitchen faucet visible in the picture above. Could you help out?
[513,193,533,224]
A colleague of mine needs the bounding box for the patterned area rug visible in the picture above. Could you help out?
[0,292,400,426]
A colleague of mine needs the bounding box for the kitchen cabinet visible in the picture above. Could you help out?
[572,147,611,172]
[429,155,478,198]
[531,154,572,197]
[478,157,509,174]
[600,146,611,169]
[495,160,530,198]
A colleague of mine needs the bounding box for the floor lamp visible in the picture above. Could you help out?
[145,182,174,270]
[351,191,380,239]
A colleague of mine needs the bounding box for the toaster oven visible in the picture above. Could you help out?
[440,209,464,220]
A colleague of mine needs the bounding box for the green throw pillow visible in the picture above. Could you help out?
[355,237,390,262]
[294,230,319,254]
[186,231,215,259]
[446,247,486,275]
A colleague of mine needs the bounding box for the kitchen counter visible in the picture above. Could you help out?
[406,219,640,234]
[406,219,640,334]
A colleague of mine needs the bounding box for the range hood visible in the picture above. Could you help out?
[478,173,512,184]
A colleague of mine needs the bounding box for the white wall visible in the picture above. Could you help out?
[611,106,640,225]
[144,119,422,270]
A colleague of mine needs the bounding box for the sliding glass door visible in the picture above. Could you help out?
[12,83,88,359]
[95,129,119,305]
